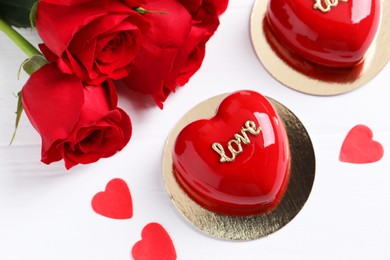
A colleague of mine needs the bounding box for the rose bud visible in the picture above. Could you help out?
[22,63,132,169]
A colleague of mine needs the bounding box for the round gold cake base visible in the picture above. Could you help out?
[250,0,390,95]
[163,93,316,240]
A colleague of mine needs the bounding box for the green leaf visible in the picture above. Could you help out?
[10,54,46,145]
[22,54,48,76]
[29,1,38,28]
[0,0,37,27]
[10,91,24,145]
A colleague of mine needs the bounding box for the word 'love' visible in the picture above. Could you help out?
[212,120,261,163]
[313,0,348,13]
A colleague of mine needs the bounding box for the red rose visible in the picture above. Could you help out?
[164,0,228,89]
[122,0,191,107]
[22,63,132,169]
[36,0,149,85]
[178,0,229,16]
[122,0,227,108]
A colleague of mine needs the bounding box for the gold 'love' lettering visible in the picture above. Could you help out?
[313,0,348,13]
[212,120,261,163]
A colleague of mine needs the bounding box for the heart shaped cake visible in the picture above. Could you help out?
[172,91,291,216]
[266,0,381,67]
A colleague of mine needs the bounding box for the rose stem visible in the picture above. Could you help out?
[0,18,40,58]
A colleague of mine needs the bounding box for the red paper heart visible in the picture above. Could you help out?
[267,0,381,67]
[340,125,384,164]
[132,223,176,260]
[91,178,133,219]
[173,90,290,216]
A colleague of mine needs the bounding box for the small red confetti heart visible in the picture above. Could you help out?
[132,223,176,260]
[339,125,384,164]
[91,178,133,219]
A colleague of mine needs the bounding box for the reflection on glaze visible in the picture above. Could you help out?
[352,1,372,23]
[255,112,276,147]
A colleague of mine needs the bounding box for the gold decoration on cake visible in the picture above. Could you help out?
[212,120,261,163]
[313,0,348,13]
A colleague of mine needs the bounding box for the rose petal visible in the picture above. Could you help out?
[178,0,229,16]
[104,80,119,109]
[121,0,145,8]
[22,63,84,153]
[40,0,97,6]
[203,0,229,15]
[37,0,109,56]
[76,85,112,126]
[60,50,90,79]
[177,0,202,14]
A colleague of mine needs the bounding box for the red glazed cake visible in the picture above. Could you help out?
[172,90,291,216]
[266,0,381,67]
